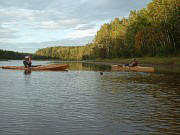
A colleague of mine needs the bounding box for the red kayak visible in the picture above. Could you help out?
[1,64,69,71]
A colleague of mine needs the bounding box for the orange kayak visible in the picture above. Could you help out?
[1,64,69,71]
[111,65,154,73]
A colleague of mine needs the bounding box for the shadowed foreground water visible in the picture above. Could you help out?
[0,60,180,135]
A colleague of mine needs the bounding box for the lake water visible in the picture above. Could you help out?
[0,60,180,135]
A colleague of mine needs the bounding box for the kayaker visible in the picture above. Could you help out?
[124,58,138,67]
[23,55,32,68]
[130,58,138,67]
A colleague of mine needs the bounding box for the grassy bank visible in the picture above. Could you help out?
[89,57,180,66]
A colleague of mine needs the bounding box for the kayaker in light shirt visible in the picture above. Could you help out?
[23,55,32,68]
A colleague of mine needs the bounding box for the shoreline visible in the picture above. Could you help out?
[82,57,180,66]
[1,57,180,66]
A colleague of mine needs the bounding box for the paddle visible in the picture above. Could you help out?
[31,65,42,67]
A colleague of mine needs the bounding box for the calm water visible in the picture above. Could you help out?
[0,60,180,135]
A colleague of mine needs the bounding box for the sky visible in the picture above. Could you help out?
[0,0,151,53]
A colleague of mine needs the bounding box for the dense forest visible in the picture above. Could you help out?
[32,0,180,60]
[0,49,28,60]
[0,49,48,60]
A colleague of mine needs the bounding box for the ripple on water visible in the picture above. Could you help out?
[0,61,180,135]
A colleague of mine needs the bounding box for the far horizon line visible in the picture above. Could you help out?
[0,43,91,54]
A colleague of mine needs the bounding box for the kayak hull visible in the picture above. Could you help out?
[1,64,69,71]
[111,65,154,73]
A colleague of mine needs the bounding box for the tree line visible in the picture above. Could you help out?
[36,0,179,60]
[0,49,48,60]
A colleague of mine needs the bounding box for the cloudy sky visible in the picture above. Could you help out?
[0,0,151,53]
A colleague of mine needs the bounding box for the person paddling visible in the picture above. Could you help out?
[124,58,138,67]
[130,58,138,67]
[23,55,32,68]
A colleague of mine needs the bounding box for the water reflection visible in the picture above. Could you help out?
[50,61,111,71]
[0,60,180,135]
[103,72,180,135]
[24,69,31,75]
[155,65,180,74]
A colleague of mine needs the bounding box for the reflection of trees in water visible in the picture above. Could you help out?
[126,73,180,134]
[82,63,111,71]
[99,72,180,134]
[67,62,111,71]
[129,73,180,92]
[155,65,180,74]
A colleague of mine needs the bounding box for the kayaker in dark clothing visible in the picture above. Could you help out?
[130,58,138,67]
[124,58,138,67]
[23,55,32,68]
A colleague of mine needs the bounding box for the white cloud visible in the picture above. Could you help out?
[0,26,17,39]
[0,36,93,53]
[0,0,152,52]
[67,29,97,39]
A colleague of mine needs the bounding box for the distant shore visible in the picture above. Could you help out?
[0,59,8,61]
[1,57,180,66]
[83,57,180,66]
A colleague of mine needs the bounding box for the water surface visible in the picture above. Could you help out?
[0,60,180,135]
